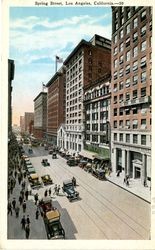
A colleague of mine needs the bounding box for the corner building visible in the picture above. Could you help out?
[111,7,152,186]
[63,35,111,152]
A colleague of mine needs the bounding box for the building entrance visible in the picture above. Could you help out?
[135,167,141,179]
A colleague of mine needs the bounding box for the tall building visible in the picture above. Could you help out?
[111,7,152,186]
[20,116,25,133]
[33,92,47,139]
[83,73,111,160]
[63,34,111,153]
[24,112,34,134]
[46,67,66,145]
[8,59,15,135]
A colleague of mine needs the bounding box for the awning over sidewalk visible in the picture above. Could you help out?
[94,155,110,161]
[79,150,97,160]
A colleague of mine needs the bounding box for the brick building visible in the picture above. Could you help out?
[33,92,47,139]
[111,7,152,186]
[46,67,66,145]
[63,34,111,153]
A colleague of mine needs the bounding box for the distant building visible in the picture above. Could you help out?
[20,116,25,133]
[46,67,66,145]
[63,34,111,153]
[8,59,15,135]
[111,7,152,186]
[33,92,47,139]
[24,112,34,134]
[83,73,111,161]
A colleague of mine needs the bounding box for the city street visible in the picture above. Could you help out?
[8,145,150,240]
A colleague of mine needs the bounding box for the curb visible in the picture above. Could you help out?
[107,178,151,204]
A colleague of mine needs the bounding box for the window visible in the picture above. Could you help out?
[119,107,124,116]
[133,17,138,28]
[127,10,131,19]
[141,87,146,97]
[141,119,146,129]
[126,51,130,61]
[133,61,138,71]
[141,41,146,51]
[92,124,98,131]
[141,72,146,83]
[119,120,123,128]
[114,47,118,55]
[86,134,90,141]
[120,29,123,39]
[115,22,118,30]
[125,78,130,88]
[141,25,146,37]
[119,94,123,103]
[114,35,117,44]
[119,55,123,65]
[119,133,123,141]
[114,121,117,128]
[141,10,146,21]
[133,107,138,115]
[114,59,118,68]
[126,24,130,34]
[133,31,138,42]
[133,119,138,128]
[141,135,146,145]
[125,108,130,115]
[126,37,130,47]
[121,17,124,25]
[114,71,117,80]
[100,123,107,131]
[86,124,90,130]
[140,56,146,68]
[126,92,130,101]
[113,95,117,104]
[133,46,138,57]
[114,108,117,118]
[126,134,130,143]
[119,68,123,77]
[119,42,123,52]
[126,65,130,74]
[92,135,98,142]
[119,81,123,90]
[133,75,138,85]
[114,133,117,141]
[133,134,138,144]
[133,90,137,99]
[115,11,118,19]
[100,135,106,144]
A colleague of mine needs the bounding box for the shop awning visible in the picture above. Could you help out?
[79,150,97,160]
[94,155,110,161]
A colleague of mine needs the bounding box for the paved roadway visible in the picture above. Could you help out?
[8,145,151,240]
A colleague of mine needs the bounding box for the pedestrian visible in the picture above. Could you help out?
[14,170,17,178]
[15,205,20,218]
[53,184,57,195]
[12,198,16,210]
[35,208,39,219]
[72,177,76,187]
[19,195,23,205]
[20,189,25,199]
[44,189,48,197]
[8,202,12,215]
[49,187,51,196]
[22,200,26,213]
[25,190,29,200]
[56,185,60,195]
[21,215,26,230]
[22,180,26,189]
[25,224,30,239]
[123,177,126,185]
[126,179,129,187]
[34,193,39,205]
[26,215,30,225]
[23,171,26,179]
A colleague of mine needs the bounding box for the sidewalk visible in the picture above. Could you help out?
[106,172,151,203]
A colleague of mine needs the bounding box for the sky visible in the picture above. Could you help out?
[9,7,112,125]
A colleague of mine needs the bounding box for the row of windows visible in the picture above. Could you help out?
[86,134,107,143]
[86,111,108,120]
[85,86,110,101]
[114,106,151,116]
[66,51,82,69]
[66,119,82,124]
[113,118,151,129]
[66,97,82,106]
[113,9,151,39]
[86,123,107,131]
[113,133,148,146]
[66,80,82,89]
[113,86,150,103]
[66,104,81,112]
[86,100,109,111]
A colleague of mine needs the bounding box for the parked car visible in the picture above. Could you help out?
[41,175,53,185]
[39,197,54,216]
[28,173,43,189]
[52,152,57,159]
[27,167,36,175]
[92,168,106,180]
[84,162,92,173]
[62,179,79,202]
[44,209,65,239]
[66,158,77,167]
[78,159,88,169]
[41,159,50,166]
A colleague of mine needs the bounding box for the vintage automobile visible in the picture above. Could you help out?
[84,162,92,173]
[27,167,36,175]
[41,159,50,166]
[25,164,33,170]
[39,197,54,216]
[44,209,65,239]
[78,159,88,169]
[66,158,77,167]
[28,148,33,154]
[62,179,79,202]
[49,149,53,155]
[52,152,57,159]
[28,173,43,189]
[41,175,53,185]
[92,167,106,180]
